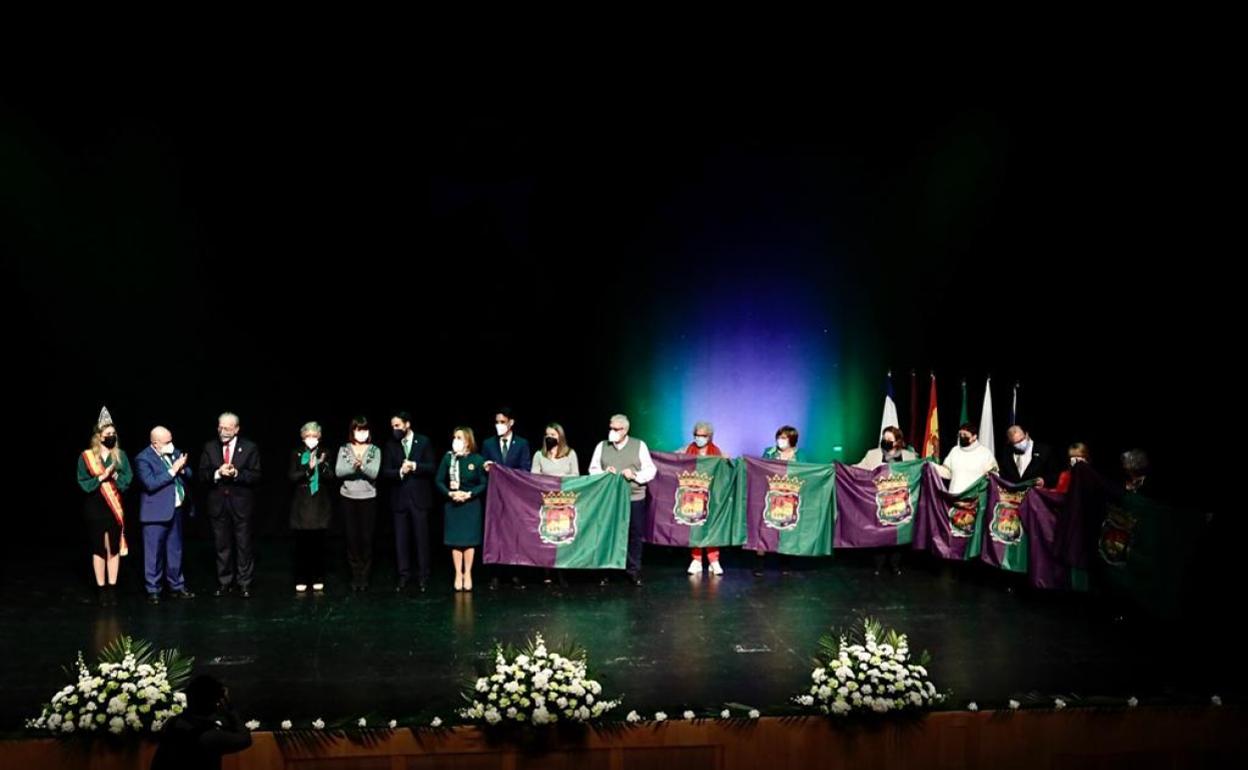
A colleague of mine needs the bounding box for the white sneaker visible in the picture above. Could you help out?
[687,559,703,575]
[709,561,724,576]
[295,584,308,592]
[312,583,325,592]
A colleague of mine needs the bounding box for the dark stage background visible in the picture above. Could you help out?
[2,76,1233,584]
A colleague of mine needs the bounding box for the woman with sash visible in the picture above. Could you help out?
[76,407,133,605]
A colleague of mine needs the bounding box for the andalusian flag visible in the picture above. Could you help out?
[738,456,835,556]
[645,452,744,547]
[483,465,630,569]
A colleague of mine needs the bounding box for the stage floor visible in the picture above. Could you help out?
[0,540,1234,731]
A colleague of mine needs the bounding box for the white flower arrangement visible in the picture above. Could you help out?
[312,718,325,730]
[1008,700,1021,710]
[245,720,261,730]
[683,710,695,721]
[26,636,191,737]
[654,711,667,722]
[625,710,641,723]
[1053,699,1066,710]
[430,717,443,727]
[459,633,619,726]
[748,709,760,719]
[388,720,397,729]
[1211,695,1222,706]
[1127,697,1138,708]
[967,702,978,712]
[358,718,368,727]
[281,720,293,730]
[720,709,731,719]
[793,618,944,717]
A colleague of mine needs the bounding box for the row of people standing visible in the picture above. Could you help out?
[72,406,553,601]
[73,408,863,601]
[77,403,1086,604]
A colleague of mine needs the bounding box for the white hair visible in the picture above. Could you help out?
[610,414,630,429]
[300,421,323,436]
[218,412,240,427]
[693,421,714,435]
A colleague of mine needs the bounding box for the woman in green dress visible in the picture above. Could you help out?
[436,427,487,591]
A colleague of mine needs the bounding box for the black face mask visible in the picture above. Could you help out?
[101,435,117,449]
[880,439,895,452]
[393,428,407,441]
[958,436,972,448]
[544,436,558,451]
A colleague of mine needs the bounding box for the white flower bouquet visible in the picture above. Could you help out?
[27,636,193,736]
[794,617,944,716]
[459,633,620,726]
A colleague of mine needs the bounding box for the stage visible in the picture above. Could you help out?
[1,539,1236,735]
[5,708,1246,769]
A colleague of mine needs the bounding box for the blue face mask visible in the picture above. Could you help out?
[1012,439,1031,454]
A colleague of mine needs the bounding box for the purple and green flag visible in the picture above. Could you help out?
[914,463,989,560]
[645,452,744,548]
[1054,461,1105,582]
[1017,486,1088,591]
[979,475,1036,573]
[1096,491,1204,617]
[483,465,629,569]
[833,459,925,548]
[737,456,835,556]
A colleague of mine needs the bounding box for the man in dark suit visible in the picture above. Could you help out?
[481,407,532,589]
[481,407,532,473]
[200,412,262,598]
[135,426,195,604]
[998,424,1062,488]
[383,411,435,592]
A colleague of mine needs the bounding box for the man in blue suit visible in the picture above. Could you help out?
[135,426,195,604]
[481,407,532,473]
[481,407,532,589]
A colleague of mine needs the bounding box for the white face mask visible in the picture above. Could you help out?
[495,423,510,437]
[776,437,790,451]
[693,436,709,448]
[1070,456,1085,467]
[608,429,623,444]
[354,431,370,443]
[304,437,319,450]
[159,443,175,456]
[452,438,466,454]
